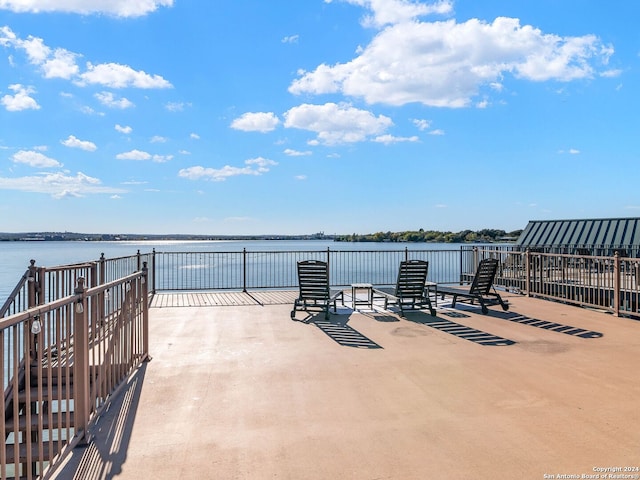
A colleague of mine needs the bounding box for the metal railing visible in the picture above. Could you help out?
[143,246,640,316]
[1,251,154,322]
[151,247,467,291]
[1,267,149,479]
[472,247,640,316]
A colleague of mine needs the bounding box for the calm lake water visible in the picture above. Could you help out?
[0,240,471,302]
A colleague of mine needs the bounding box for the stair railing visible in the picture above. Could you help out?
[1,265,149,480]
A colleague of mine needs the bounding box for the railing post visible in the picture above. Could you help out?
[242,248,247,292]
[613,251,621,317]
[525,249,531,297]
[99,253,106,286]
[142,262,150,360]
[404,247,409,262]
[326,248,331,282]
[98,253,106,329]
[73,277,91,444]
[137,249,142,271]
[27,260,38,309]
[152,248,157,294]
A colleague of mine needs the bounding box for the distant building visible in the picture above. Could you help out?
[515,217,640,257]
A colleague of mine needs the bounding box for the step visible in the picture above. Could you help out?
[5,441,61,463]
[29,366,74,386]
[5,411,74,432]
[17,385,73,403]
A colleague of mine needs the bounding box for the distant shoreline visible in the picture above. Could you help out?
[0,232,334,242]
[0,229,520,244]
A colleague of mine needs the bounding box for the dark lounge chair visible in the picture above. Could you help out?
[291,260,344,320]
[372,260,436,317]
[438,258,509,314]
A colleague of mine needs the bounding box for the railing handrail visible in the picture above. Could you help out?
[0,268,29,318]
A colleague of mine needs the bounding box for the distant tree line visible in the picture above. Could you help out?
[334,228,522,243]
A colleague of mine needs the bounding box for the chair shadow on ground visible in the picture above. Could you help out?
[402,310,517,346]
[485,309,604,339]
[307,313,383,349]
[53,363,147,480]
[436,300,603,339]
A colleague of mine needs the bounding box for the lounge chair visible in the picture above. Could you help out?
[291,260,344,319]
[438,258,509,314]
[372,260,436,317]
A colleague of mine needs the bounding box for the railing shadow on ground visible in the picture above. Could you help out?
[51,364,147,480]
[401,310,517,346]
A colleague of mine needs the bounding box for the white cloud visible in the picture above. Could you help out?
[79,105,103,116]
[290,11,614,108]
[282,34,299,44]
[412,119,431,131]
[284,149,312,156]
[190,133,200,140]
[20,35,50,64]
[95,91,134,109]
[0,25,17,45]
[165,101,190,112]
[11,32,80,79]
[178,157,278,182]
[1,84,40,111]
[558,148,581,155]
[152,154,173,163]
[116,149,172,162]
[428,129,445,135]
[295,175,307,180]
[78,62,172,89]
[61,135,97,151]
[121,180,147,185]
[283,102,392,145]
[11,150,61,168]
[41,48,79,79]
[150,135,167,143]
[231,112,280,132]
[115,124,132,134]
[372,134,419,144]
[116,149,151,161]
[343,0,454,28]
[0,0,174,18]
[0,171,126,198]
[3,27,172,91]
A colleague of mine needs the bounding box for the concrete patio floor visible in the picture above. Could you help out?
[53,290,640,479]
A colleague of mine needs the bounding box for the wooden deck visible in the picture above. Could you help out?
[150,290,299,308]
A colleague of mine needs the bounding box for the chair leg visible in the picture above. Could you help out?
[479,299,488,314]
[425,297,436,316]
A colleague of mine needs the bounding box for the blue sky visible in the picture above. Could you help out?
[0,0,637,235]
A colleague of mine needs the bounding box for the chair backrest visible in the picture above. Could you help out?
[395,260,429,299]
[297,260,330,300]
[469,258,499,295]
